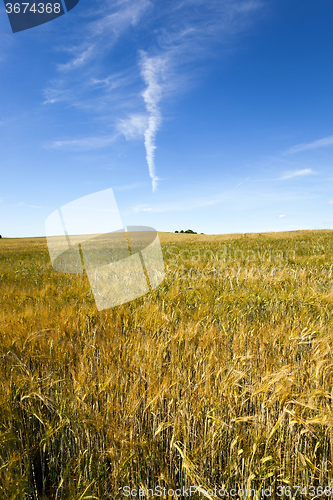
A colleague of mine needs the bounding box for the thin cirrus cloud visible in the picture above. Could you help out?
[43,0,150,105]
[57,46,95,73]
[279,168,314,180]
[117,114,148,140]
[133,196,224,214]
[43,0,265,189]
[56,0,151,73]
[133,205,154,213]
[45,134,119,152]
[284,134,333,154]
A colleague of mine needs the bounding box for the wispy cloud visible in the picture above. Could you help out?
[133,196,222,214]
[56,0,151,74]
[43,0,150,108]
[284,134,333,154]
[140,53,167,191]
[58,46,95,72]
[45,134,119,152]
[278,214,286,218]
[133,204,152,212]
[137,0,263,189]
[280,168,314,180]
[327,200,333,205]
[235,176,250,187]
[88,0,150,39]
[43,84,71,105]
[43,0,265,186]
[117,114,148,140]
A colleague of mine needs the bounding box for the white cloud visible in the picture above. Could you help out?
[89,71,134,92]
[137,1,264,190]
[43,0,150,108]
[133,196,222,214]
[89,0,151,38]
[133,204,153,213]
[235,176,250,187]
[327,200,333,205]
[284,134,333,154]
[117,114,148,140]
[280,168,314,180]
[58,46,95,72]
[43,0,265,187]
[45,134,119,152]
[140,53,167,191]
[56,0,151,74]
[43,84,72,105]
[278,214,286,218]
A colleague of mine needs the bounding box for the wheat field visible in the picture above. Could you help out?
[1,230,333,499]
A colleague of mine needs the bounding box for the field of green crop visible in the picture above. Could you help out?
[1,230,333,499]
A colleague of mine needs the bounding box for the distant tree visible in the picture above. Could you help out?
[184,229,197,234]
[175,230,179,233]
[180,230,184,233]
[0,235,2,239]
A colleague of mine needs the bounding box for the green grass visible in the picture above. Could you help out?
[1,230,333,499]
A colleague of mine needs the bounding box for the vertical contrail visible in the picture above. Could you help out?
[140,53,165,191]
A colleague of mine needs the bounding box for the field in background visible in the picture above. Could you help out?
[1,230,333,498]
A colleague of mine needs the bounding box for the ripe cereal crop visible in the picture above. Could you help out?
[1,230,333,498]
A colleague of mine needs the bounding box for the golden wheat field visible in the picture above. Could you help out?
[2,230,333,499]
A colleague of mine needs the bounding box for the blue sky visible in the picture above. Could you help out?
[1,0,333,237]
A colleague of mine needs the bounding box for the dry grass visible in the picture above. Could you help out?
[1,230,333,498]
